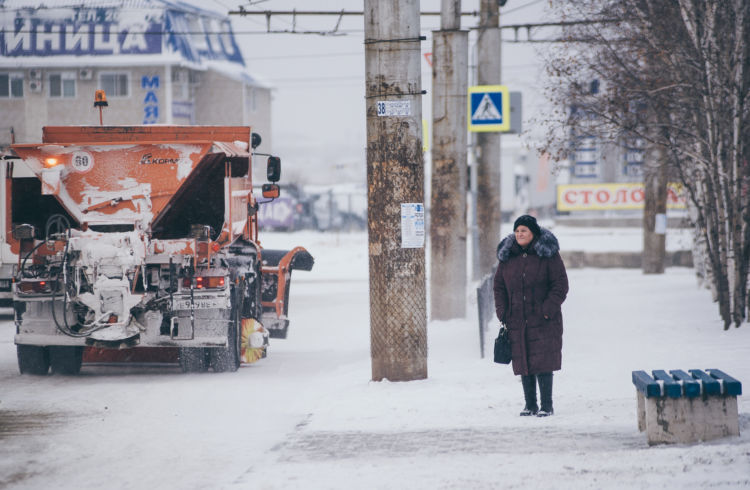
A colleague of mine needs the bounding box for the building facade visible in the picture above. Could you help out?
[551,84,686,225]
[0,1,272,154]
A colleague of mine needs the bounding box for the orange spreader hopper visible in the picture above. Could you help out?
[12,126,251,232]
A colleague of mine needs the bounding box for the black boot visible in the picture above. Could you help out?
[537,372,554,417]
[520,375,538,416]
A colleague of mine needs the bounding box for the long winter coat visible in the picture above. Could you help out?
[493,228,569,376]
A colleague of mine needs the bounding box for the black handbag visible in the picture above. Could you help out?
[493,324,512,364]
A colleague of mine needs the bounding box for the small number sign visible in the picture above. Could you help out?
[71,151,94,173]
[377,100,411,117]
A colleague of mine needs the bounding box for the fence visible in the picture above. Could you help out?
[476,272,495,358]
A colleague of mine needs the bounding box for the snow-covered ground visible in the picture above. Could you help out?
[548,224,695,253]
[1,228,749,489]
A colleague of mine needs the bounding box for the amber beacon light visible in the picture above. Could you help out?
[94,90,108,125]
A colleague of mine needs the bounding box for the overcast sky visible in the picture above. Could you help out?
[212,0,555,184]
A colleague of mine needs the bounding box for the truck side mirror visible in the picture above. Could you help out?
[267,156,281,183]
[251,133,262,149]
[262,183,280,199]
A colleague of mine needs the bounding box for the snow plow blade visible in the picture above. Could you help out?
[260,247,314,339]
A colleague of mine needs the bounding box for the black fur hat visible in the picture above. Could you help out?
[513,214,541,237]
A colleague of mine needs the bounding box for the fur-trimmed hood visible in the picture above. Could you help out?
[496,227,560,263]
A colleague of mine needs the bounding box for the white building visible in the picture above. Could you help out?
[0,0,272,154]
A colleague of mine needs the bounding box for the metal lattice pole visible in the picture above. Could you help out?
[365,0,427,382]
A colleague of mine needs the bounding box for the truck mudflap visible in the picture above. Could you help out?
[260,247,313,339]
[82,347,179,365]
[81,319,268,366]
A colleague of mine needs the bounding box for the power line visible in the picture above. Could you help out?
[0,6,617,42]
[250,51,541,67]
[228,9,481,17]
[271,75,362,83]
[502,0,547,16]
[246,51,361,60]
[247,18,621,32]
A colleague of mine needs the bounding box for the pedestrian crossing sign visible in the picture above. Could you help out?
[468,85,510,132]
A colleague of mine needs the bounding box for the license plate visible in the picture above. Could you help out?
[173,297,225,310]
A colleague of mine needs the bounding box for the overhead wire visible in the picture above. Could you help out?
[502,0,547,16]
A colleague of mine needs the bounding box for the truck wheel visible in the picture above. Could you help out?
[17,345,50,375]
[210,325,240,372]
[179,348,208,373]
[209,297,241,373]
[49,346,83,375]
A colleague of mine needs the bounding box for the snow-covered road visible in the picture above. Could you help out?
[1,230,749,489]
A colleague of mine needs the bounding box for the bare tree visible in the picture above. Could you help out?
[540,0,750,328]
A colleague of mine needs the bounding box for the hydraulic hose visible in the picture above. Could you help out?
[19,240,48,279]
[49,231,110,338]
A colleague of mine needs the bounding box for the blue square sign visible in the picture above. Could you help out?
[468,85,510,132]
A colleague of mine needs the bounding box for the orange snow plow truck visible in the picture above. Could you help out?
[5,124,312,375]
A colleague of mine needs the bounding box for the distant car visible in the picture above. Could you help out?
[255,183,317,231]
[311,192,343,231]
[257,195,296,231]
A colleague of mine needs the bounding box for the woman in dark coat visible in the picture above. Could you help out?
[493,215,569,417]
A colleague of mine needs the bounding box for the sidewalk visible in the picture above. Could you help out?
[229,267,750,490]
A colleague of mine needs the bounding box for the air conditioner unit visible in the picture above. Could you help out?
[29,69,42,80]
[29,80,42,93]
[79,69,93,80]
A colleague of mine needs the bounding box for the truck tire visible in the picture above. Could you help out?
[179,348,208,373]
[209,290,241,373]
[49,346,83,375]
[17,345,50,375]
[209,322,240,372]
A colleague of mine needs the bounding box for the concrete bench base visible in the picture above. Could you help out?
[637,391,740,445]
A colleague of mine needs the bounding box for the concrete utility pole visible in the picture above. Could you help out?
[364,0,427,381]
[430,0,469,320]
[475,0,502,275]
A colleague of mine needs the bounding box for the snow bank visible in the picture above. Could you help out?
[0,228,747,490]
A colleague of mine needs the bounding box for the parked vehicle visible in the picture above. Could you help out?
[307,186,367,232]
[0,156,34,310]
[255,183,317,231]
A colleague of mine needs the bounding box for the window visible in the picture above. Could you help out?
[0,72,24,98]
[98,72,129,97]
[189,17,209,51]
[171,68,189,99]
[219,21,236,56]
[48,72,76,98]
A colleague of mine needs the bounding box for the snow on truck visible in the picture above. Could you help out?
[4,117,312,375]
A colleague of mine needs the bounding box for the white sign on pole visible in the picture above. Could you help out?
[655,213,667,235]
[401,203,425,248]
[377,100,411,117]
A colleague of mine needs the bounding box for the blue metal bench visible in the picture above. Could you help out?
[631,369,742,445]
